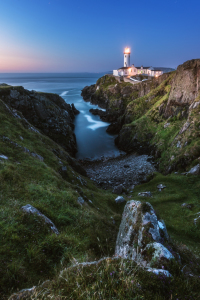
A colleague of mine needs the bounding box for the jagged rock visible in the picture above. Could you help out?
[144,242,174,264]
[0,86,79,156]
[21,204,59,235]
[187,164,200,175]
[138,191,152,197]
[77,196,85,205]
[115,196,125,204]
[115,201,173,268]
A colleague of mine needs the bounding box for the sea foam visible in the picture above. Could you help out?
[84,115,109,131]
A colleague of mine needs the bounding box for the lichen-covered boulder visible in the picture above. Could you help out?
[115,200,174,268]
[21,204,59,235]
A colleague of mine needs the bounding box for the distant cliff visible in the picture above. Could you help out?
[82,59,200,173]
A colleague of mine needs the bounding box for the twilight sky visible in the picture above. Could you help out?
[0,0,200,72]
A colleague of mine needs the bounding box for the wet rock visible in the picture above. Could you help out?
[115,201,173,268]
[187,164,200,175]
[138,191,152,197]
[115,196,125,204]
[21,204,59,235]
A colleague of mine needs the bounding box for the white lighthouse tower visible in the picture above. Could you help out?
[124,47,131,67]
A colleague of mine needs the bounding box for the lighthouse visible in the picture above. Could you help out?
[124,47,131,67]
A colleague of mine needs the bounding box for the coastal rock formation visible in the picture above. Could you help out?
[115,200,174,268]
[82,59,200,173]
[164,59,200,119]
[0,85,79,156]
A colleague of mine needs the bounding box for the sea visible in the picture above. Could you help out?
[0,73,124,160]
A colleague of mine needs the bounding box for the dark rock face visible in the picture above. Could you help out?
[164,59,200,118]
[0,86,79,156]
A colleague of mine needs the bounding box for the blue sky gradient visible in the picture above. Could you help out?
[0,0,200,72]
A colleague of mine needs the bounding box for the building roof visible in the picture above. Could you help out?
[136,67,150,69]
[117,67,130,70]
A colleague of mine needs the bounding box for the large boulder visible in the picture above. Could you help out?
[115,200,174,268]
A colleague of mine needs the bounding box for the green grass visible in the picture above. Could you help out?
[130,172,200,255]
[10,257,200,299]
[1,85,200,299]
[0,99,125,299]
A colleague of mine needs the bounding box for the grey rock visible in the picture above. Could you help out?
[21,204,59,235]
[164,122,170,129]
[188,164,200,175]
[112,184,124,195]
[77,196,85,205]
[31,152,44,162]
[181,203,193,209]
[176,141,181,148]
[0,154,8,160]
[115,201,172,268]
[138,191,152,197]
[10,89,20,99]
[179,121,190,134]
[146,267,172,277]
[194,212,200,225]
[144,242,174,263]
[115,196,125,204]
[157,184,166,192]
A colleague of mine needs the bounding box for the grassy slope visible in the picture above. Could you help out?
[1,86,200,299]
[0,99,124,299]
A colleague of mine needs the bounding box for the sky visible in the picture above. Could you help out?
[0,0,200,72]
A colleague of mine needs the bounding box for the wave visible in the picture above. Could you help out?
[60,91,69,96]
[84,114,109,131]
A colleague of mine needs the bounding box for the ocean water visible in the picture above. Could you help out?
[0,73,124,159]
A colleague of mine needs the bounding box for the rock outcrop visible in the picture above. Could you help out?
[115,200,174,269]
[21,204,59,235]
[0,86,79,156]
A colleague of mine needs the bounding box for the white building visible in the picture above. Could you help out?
[113,48,163,78]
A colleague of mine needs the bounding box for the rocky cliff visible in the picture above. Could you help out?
[0,85,79,156]
[82,59,200,173]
